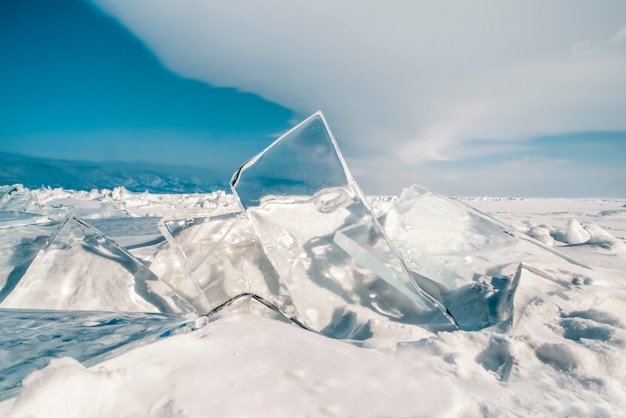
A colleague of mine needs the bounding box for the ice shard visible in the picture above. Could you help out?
[160,210,299,319]
[231,112,457,339]
[382,185,591,330]
[1,186,59,302]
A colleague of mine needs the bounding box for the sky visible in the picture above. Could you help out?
[0,0,294,177]
[1,0,625,197]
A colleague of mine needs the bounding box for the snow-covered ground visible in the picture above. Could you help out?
[1,187,626,417]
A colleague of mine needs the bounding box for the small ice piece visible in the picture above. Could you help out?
[0,185,52,227]
[0,185,12,197]
[231,112,456,339]
[0,215,196,316]
[0,185,43,215]
[160,210,299,319]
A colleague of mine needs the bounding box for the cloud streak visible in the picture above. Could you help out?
[91,0,626,194]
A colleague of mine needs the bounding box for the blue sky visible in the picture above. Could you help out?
[0,0,293,177]
[1,0,625,197]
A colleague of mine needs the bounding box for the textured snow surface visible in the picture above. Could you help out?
[2,188,626,417]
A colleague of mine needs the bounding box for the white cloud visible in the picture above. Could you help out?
[91,0,626,195]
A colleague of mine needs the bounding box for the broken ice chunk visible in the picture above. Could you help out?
[231,112,456,339]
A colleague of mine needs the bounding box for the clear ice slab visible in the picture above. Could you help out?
[231,112,457,339]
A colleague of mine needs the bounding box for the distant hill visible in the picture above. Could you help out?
[0,152,228,193]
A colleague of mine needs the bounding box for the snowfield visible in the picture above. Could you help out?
[1,186,626,417]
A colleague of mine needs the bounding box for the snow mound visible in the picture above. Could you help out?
[584,223,626,253]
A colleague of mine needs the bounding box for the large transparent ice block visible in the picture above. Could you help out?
[231,112,457,339]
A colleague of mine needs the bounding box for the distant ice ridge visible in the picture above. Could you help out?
[0,112,608,400]
[0,152,227,194]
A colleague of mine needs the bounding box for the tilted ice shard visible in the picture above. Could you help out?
[231,112,457,339]
[160,211,299,319]
[0,215,196,315]
[382,185,590,330]
[0,222,58,304]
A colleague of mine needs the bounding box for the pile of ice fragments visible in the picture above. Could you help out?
[0,112,588,399]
